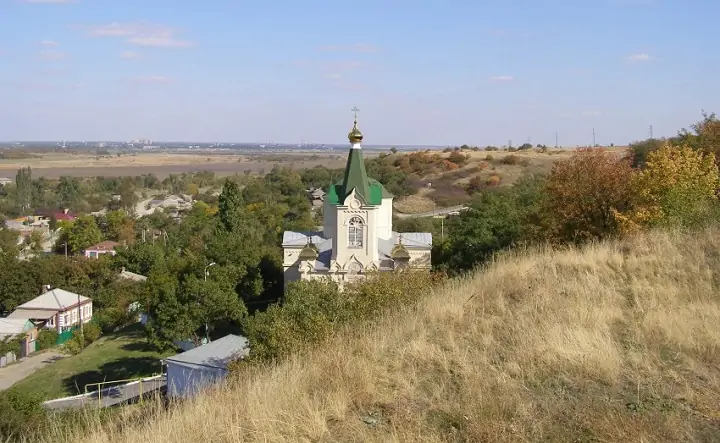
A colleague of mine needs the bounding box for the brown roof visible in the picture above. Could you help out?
[85,241,121,252]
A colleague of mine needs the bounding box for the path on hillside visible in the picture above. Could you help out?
[43,376,166,410]
[394,205,468,219]
[0,351,65,391]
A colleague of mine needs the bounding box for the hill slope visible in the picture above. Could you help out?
[49,229,720,442]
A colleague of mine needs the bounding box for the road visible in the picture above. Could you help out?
[0,351,65,391]
[394,205,469,219]
[43,377,166,410]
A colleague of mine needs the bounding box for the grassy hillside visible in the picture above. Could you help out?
[45,228,719,442]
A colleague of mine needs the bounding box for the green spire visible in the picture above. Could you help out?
[341,108,371,204]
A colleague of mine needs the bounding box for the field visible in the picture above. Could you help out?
[9,325,171,401]
[0,152,355,179]
[40,227,720,443]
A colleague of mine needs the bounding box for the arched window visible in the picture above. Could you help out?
[348,216,364,248]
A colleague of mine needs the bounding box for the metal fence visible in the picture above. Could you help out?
[0,351,17,368]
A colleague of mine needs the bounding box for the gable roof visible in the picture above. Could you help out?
[0,318,33,337]
[15,288,89,311]
[165,334,250,370]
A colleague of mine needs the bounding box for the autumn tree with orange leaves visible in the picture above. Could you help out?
[542,148,635,243]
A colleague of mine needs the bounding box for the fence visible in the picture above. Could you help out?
[0,351,17,368]
[56,325,80,345]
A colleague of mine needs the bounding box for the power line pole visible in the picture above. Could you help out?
[649,125,654,139]
[592,128,596,147]
[555,132,558,149]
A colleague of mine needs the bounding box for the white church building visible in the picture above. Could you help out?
[282,113,432,287]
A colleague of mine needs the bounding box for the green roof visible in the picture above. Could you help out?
[326,150,392,206]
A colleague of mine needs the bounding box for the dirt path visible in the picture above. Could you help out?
[0,351,65,391]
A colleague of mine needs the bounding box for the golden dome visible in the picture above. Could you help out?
[348,118,363,144]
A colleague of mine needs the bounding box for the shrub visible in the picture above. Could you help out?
[465,176,485,194]
[485,146,499,151]
[542,148,635,243]
[616,143,720,232]
[83,322,102,345]
[239,271,441,365]
[502,154,522,165]
[486,175,501,186]
[447,151,470,167]
[484,154,494,161]
[36,329,58,350]
[62,331,84,355]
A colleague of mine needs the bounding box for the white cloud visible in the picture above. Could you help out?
[86,22,193,48]
[120,50,141,59]
[490,75,514,82]
[40,40,60,46]
[625,52,652,62]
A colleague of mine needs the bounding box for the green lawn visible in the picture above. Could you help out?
[10,324,174,400]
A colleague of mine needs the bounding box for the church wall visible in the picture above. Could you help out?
[323,199,337,240]
[376,198,393,240]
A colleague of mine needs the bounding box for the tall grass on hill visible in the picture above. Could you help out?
[42,229,720,442]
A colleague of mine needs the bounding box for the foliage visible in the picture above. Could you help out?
[629,137,665,168]
[83,322,102,345]
[616,143,720,232]
[0,389,45,441]
[434,176,544,274]
[542,148,635,243]
[0,334,21,356]
[676,110,720,161]
[36,329,58,350]
[238,271,441,365]
[60,215,103,254]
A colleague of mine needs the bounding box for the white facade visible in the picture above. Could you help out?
[166,361,227,398]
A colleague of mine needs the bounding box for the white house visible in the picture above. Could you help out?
[164,334,250,398]
[8,287,92,333]
[282,113,432,288]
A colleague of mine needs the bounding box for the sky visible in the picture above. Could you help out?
[0,0,718,146]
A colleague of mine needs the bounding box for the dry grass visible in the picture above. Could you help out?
[44,228,720,442]
[393,190,437,213]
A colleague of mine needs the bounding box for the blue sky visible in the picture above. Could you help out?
[0,0,718,146]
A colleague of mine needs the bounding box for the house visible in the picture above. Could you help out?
[0,177,13,186]
[33,208,75,223]
[84,240,121,258]
[7,287,92,334]
[282,115,432,288]
[118,267,147,282]
[0,318,38,364]
[163,334,250,398]
[118,268,149,325]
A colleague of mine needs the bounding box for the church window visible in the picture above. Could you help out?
[348,216,364,248]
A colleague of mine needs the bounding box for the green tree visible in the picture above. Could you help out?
[15,167,32,212]
[56,176,81,208]
[65,215,102,253]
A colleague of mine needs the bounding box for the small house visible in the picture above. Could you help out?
[84,241,121,259]
[164,334,250,398]
[0,318,38,362]
[8,287,92,334]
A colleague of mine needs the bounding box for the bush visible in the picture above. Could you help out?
[542,148,635,243]
[0,389,46,440]
[485,146,499,151]
[502,154,522,165]
[486,175,501,186]
[447,151,470,166]
[36,329,58,350]
[83,322,102,345]
[62,331,84,356]
[239,271,441,364]
[484,154,494,161]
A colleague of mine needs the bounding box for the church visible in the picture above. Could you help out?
[282,112,433,287]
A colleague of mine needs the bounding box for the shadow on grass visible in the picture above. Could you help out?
[63,356,162,395]
[120,341,156,352]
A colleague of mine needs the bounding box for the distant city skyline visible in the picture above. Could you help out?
[0,0,718,146]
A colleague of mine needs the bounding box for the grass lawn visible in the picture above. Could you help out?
[9,324,174,400]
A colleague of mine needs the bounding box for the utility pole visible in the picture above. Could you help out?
[592,128,596,147]
[649,125,654,139]
[555,132,559,149]
[78,292,84,342]
[63,242,68,259]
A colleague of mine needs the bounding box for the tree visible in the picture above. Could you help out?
[65,215,102,253]
[676,111,720,161]
[435,176,544,273]
[629,138,666,168]
[218,179,244,232]
[615,143,720,232]
[56,176,81,208]
[542,148,635,243]
[15,167,32,212]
